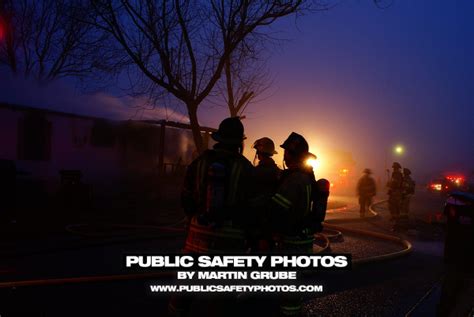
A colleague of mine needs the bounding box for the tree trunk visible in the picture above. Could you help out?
[188,105,204,154]
[225,57,236,116]
[229,108,238,117]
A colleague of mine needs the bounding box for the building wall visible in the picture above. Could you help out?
[0,105,202,195]
[49,115,121,191]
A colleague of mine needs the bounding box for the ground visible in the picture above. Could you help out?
[303,190,447,316]
[0,188,459,316]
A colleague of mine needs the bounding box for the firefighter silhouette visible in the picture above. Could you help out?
[387,162,403,222]
[252,137,281,196]
[356,168,376,218]
[248,137,282,251]
[269,132,330,317]
[400,168,415,218]
[170,117,254,316]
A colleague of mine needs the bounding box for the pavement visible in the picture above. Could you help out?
[303,190,449,316]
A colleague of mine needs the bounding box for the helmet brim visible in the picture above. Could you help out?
[280,145,316,159]
[259,150,278,155]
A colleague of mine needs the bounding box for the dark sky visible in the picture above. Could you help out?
[230,0,474,181]
[2,0,473,181]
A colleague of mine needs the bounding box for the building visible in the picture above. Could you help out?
[0,102,215,197]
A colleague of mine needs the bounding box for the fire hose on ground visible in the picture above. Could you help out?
[312,199,412,268]
[0,200,412,288]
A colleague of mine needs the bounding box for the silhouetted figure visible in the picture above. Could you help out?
[438,192,474,316]
[269,132,329,317]
[181,117,254,229]
[171,117,254,317]
[251,137,281,251]
[252,137,281,197]
[356,168,376,218]
[387,162,403,222]
[401,168,415,219]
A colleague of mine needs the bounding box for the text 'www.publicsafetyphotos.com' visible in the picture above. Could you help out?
[150,284,323,293]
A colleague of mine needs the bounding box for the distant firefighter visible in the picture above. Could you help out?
[387,162,403,221]
[356,168,376,217]
[401,168,415,218]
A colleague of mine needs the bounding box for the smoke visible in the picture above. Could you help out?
[0,75,189,123]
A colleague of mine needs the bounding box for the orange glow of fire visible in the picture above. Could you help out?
[306,158,319,170]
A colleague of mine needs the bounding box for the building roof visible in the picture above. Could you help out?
[0,102,216,133]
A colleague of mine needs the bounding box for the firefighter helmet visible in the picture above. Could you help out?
[363,168,372,174]
[280,132,316,160]
[253,137,277,156]
[403,168,411,175]
[392,162,401,169]
[211,117,246,145]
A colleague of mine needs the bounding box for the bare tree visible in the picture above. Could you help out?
[220,37,273,118]
[0,0,112,82]
[204,35,272,119]
[219,0,392,119]
[88,0,311,153]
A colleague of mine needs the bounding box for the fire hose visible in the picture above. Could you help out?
[0,200,412,288]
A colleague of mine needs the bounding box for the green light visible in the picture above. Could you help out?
[394,145,404,155]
